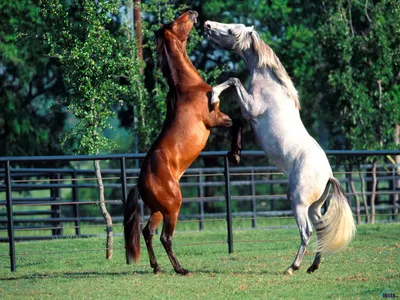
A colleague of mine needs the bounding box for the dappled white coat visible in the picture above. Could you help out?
[248,67,332,200]
[206,20,355,275]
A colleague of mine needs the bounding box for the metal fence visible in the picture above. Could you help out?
[1,150,399,272]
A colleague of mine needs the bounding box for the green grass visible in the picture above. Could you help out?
[0,223,399,299]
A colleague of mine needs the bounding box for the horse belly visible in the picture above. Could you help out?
[250,115,313,174]
[250,118,287,171]
[178,126,210,171]
[166,119,210,177]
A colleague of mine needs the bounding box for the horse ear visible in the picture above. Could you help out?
[249,26,254,32]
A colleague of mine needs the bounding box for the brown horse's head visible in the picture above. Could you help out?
[162,10,198,42]
[156,10,199,75]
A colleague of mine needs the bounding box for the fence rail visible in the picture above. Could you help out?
[1,150,400,272]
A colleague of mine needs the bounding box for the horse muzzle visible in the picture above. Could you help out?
[189,10,198,24]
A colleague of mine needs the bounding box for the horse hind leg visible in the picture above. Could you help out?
[160,212,190,275]
[306,205,323,273]
[307,183,330,273]
[285,202,313,275]
[142,211,163,274]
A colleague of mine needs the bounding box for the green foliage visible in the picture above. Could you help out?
[39,0,145,155]
[2,0,399,158]
[314,0,400,155]
[0,0,67,157]
[128,0,226,151]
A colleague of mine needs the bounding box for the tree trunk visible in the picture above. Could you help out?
[133,0,143,74]
[94,160,113,260]
[359,171,370,223]
[349,172,361,225]
[370,161,377,224]
[395,124,400,221]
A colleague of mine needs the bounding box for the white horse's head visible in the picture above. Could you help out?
[204,21,254,52]
[205,20,300,108]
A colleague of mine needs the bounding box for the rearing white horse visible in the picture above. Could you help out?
[205,21,355,275]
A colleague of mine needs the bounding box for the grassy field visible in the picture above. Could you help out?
[0,223,399,299]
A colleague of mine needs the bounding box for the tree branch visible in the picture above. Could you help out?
[347,0,355,36]
[365,0,371,22]
[377,79,383,147]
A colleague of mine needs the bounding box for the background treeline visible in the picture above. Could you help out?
[1,0,399,158]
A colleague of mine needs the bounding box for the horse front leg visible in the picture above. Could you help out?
[213,78,260,119]
[212,79,251,164]
[227,119,242,164]
[205,101,232,128]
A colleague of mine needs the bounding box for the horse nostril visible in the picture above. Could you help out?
[205,22,212,29]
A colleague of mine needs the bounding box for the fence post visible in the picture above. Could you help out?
[392,166,398,221]
[50,173,62,236]
[224,156,233,254]
[250,168,257,228]
[198,169,204,231]
[72,171,81,236]
[131,162,145,231]
[5,161,16,272]
[269,173,274,211]
[120,157,127,205]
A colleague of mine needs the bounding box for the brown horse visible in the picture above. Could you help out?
[124,11,237,275]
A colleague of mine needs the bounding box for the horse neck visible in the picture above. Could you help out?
[163,44,205,90]
[241,49,259,76]
[241,49,298,109]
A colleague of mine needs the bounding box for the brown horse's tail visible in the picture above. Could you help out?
[124,185,141,264]
[316,177,356,253]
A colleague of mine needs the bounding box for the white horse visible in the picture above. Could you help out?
[204,21,355,275]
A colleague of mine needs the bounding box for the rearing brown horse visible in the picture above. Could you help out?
[124,11,234,275]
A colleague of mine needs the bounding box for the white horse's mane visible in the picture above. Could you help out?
[232,25,300,109]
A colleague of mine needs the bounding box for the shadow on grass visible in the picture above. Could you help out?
[0,267,288,281]
[0,270,150,281]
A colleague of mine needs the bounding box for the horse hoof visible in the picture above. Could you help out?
[306,265,319,274]
[284,267,294,276]
[227,151,241,165]
[153,267,162,274]
[232,154,240,165]
[177,268,192,276]
[225,118,233,127]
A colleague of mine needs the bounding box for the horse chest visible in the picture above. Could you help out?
[249,115,295,171]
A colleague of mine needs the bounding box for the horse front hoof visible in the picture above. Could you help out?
[153,267,162,274]
[224,117,233,127]
[232,154,240,165]
[227,151,241,165]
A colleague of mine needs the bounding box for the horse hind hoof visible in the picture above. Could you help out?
[284,267,294,276]
[177,268,192,276]
[306,265,319,274]
[153,267,162,274]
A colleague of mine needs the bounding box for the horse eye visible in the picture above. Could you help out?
[228,29,232,34]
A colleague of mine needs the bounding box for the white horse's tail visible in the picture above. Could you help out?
[316,177,356,253]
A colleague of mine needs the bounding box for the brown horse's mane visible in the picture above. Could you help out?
[155,28,189,79]
[155,28,179,113]
[155,27,201,113]
[155,28,168,73]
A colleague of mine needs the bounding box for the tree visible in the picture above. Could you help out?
[38,0,145,258]
[117,0,225,152]
[0,0,67,157]
[314,0,400,223]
